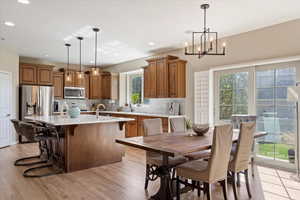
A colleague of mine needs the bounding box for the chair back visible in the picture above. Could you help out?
[18,121,38,142]
[143,118,163,136]
[11,119,22,135]
[170,117,186,133]
[208,124,233,182]
[231,122,256,172]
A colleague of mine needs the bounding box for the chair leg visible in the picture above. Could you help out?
[245,169,252,198]
[237,172,241,187]
[232,172,238,200]
[14,155,47,166]
[197,181,201,197]
[251,157,255,178]
[220,179,228,200]
[176,176,180,200]
[144,164,150,190]
[204,183,211,200]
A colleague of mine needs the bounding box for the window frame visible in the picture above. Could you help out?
[125,69,144,105]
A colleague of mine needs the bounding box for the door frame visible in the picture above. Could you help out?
[0,70,13,146]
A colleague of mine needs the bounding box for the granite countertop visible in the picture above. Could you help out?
[98,111,184,118]
[25,114,134,126]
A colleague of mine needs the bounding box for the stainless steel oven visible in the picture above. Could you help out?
[64,87,85,99]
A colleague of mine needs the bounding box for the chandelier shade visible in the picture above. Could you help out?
[65,43,71,82]
[92,28,100,76]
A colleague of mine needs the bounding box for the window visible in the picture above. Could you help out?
[256,67,297,161]
[219,72,249,120]
[119,69,143,106]
[127,71,143,104]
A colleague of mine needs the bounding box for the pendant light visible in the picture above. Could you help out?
[184,4,226,59]
[65,43,71,81]
[77,36,84,79]
[91,28,100,75]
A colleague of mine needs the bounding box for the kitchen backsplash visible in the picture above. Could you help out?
[54,98,185,115]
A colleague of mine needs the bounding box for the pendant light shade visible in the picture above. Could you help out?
[65,43,71,82]
[92,28,100,75]
[77,36,84,79]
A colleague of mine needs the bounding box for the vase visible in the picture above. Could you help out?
[68,103,80,118]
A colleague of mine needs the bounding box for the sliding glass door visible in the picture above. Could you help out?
[256,67,297,164]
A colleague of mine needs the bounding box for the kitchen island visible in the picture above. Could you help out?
[26,115,134,172]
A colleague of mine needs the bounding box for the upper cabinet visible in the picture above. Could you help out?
[144,55,186,98]
[64,70,75,87]
[89,73,102,99]
[20,63,54,85]
[168,59,187,98]
[101,72,119,100]
[53,72,64,98]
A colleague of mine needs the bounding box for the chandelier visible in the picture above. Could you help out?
[184,4,226,59]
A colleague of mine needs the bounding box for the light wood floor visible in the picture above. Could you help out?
[0,143,266,200]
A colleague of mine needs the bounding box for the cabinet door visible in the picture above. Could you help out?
[89,75,101,99]
[20,64,37,84]
[74,73,86,88]
[101,74,111,99]
[84,74,90,99]
[64,71,75,87]
[53,72,64,98]
[144,62,157,98]
[37,66,53,85]
[156,59,169,98]
[168,62,177,97]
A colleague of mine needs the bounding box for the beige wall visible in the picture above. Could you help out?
[0,47,19,143]
[104,19,300,120]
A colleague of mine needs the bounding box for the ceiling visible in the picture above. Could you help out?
[1,0,300,66]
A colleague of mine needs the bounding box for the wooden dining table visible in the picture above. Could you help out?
[115,129,267,200]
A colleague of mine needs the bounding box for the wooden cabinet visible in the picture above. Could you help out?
[101,72,119,100]
[111,114,138,138]
[144,61,157,98]
[89,74,102,99]
[37,66,53,85]
[84,74,90,99]
[20,63,54,85]
[53,72,64,98]
[156,58,169,98]
[20,63,37,84]
[168,60,186,98]
[144,55,186,98]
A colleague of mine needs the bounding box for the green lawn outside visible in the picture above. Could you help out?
[258,143,294,160]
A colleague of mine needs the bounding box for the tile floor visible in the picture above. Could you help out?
[256,166,300,200]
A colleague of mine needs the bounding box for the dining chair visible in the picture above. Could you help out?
[176,124,233,200]
[170,117,186,132]
[229,122,256,200]
[143,118,187,190]
[170,117,211,161]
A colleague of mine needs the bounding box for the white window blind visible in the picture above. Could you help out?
[194,71,209,124]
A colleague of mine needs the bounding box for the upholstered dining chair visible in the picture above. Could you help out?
[229,122,256,200]
[170,117,211,161]
[176,124,233,200]
[143,118,187,190]
[170,117,186,132]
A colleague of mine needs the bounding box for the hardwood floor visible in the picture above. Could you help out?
[0,143,265,200]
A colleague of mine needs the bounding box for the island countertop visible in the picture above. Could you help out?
[25,114,135,126]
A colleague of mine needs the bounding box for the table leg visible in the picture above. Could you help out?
[150,154,172,200]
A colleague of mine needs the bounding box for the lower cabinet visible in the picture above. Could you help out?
[110,113,168,137]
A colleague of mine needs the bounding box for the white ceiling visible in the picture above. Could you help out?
[0,0,300,66]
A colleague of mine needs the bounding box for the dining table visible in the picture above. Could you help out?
[115,129,267,200]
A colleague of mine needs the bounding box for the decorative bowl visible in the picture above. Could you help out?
[192,124,209,136]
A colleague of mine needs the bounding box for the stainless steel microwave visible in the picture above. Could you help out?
[64,87,85,99]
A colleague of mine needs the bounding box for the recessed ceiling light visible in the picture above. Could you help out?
[18,0,30,4]
[90,61,94,64]
[45,54,49,57]
[148,42,155,46]
[4,21,15,27]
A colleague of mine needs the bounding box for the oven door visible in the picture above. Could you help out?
[64,87,85,99]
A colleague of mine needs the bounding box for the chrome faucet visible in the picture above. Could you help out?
[96,104,106,118]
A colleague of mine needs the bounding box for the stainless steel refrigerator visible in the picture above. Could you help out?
[19,85,54,143]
